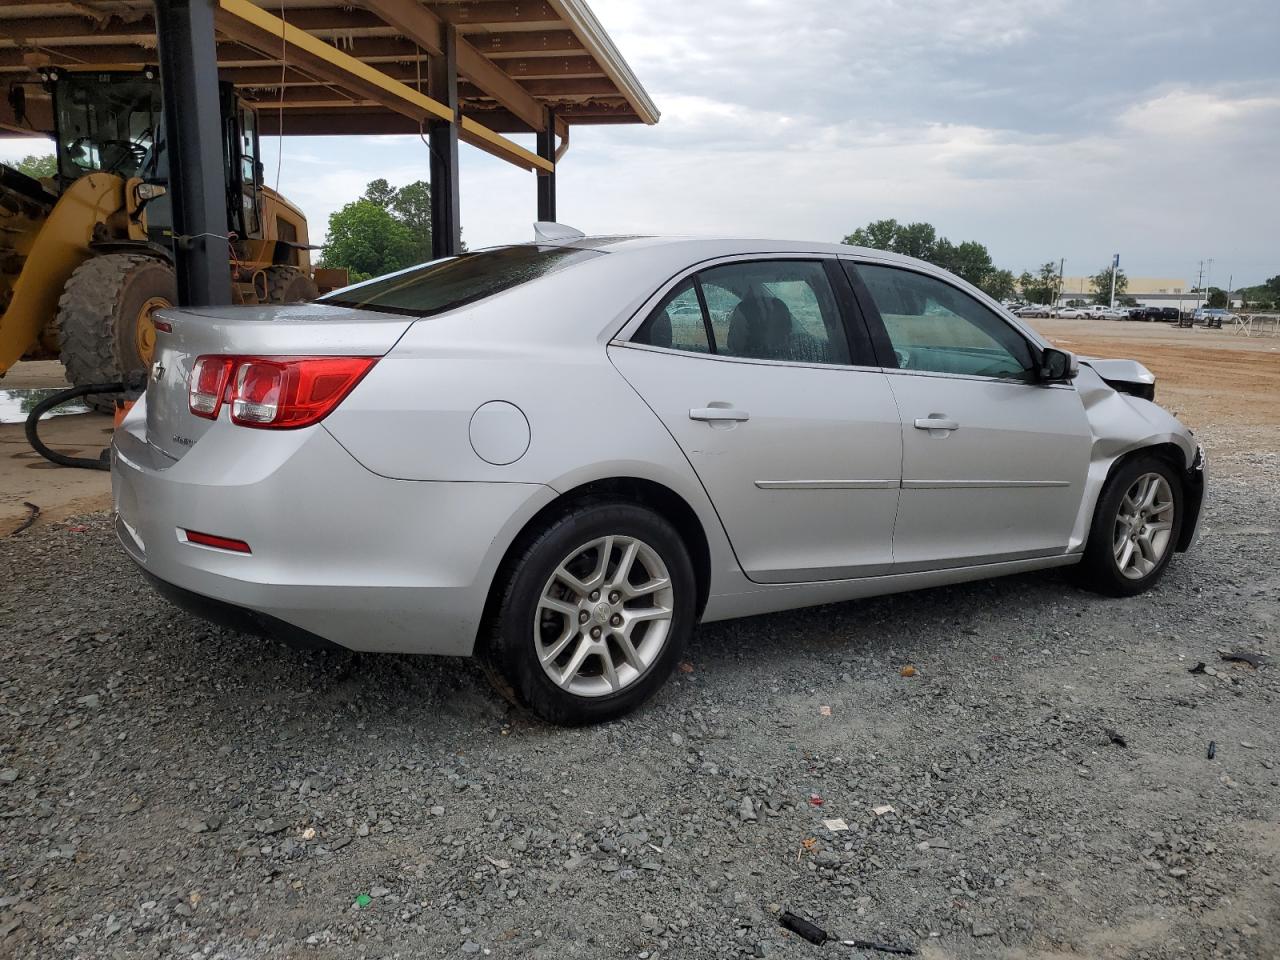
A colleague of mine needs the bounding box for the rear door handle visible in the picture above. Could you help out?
[690,407,750,422]
[914,416,959,431]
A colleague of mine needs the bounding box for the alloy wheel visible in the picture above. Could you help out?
[1112,472,1175,580]
[534,535,674,697]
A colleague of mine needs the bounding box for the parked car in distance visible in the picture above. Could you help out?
[112,231,1207,724]
[1192,307,1232,328]
[1053,306,1088,319]
[1016,304,1052,318]
[1158,307,1181,322]
[1127,307,1154,322]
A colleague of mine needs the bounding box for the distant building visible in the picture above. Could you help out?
[1055,276,1198,308]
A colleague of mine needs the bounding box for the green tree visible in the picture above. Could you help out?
[362,178,397,208]
[842,218,900,251]
[389,180,432,262]
[841,219,1016,298]
[1089,263,1128,305]
[1019,262,1060,304]
[981,268,1017,301]
[14,153,55,179]
[891,221,937,260]
[318,199,416,282]
[1206,286,1227,308]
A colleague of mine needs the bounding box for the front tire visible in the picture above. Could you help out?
[55,254,175,413]
[480,501,696,725]
[1076,454,1184,597]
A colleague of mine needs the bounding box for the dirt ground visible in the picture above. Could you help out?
[1028,319,1280,453]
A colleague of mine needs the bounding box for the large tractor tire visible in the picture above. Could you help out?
[55,254,175,413]
[264,265,318,304]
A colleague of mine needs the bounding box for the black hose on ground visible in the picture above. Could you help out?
[24,380,140,471]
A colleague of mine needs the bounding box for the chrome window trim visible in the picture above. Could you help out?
[876,365,1077,390]
[610,339,886,375]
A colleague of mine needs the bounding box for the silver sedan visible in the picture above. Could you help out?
[112,232,1205,724]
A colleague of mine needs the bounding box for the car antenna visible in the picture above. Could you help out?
[533,221,586,244]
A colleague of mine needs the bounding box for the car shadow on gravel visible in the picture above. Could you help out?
[129,563,1091,736]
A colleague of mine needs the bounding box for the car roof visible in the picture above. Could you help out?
[557,234,929,267]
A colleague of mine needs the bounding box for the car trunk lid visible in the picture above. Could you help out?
[145,302,413,461]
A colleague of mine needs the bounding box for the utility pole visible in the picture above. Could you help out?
[1058,257,1064,306]
[1194,258,1214,311]
[1109,253,1119,309]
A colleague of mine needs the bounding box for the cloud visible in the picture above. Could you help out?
[1,0,1277,282]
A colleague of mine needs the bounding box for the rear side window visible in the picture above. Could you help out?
[319,244,603,317]
[632,278,711,352]
[633,259,852,366]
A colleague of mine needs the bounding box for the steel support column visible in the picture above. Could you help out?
[536,109,556,222]
[153,0,232,306]
[429,24,461,259]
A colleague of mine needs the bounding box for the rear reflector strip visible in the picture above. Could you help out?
[184,529,252,554]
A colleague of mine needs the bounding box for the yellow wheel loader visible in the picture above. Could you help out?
[0,68,344,412]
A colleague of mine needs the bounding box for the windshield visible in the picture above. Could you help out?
[55,73,162,181]
[319,244,605,317]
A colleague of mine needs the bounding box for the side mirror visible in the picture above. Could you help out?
[1038,347,1078,383]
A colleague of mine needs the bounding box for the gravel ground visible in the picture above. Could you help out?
[3,441,1279,959]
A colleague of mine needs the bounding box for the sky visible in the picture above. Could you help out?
[3,0,1278,286]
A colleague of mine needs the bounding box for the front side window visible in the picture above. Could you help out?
[319,244,603,317]
[632,260,851,366]
[852,263,1034,380]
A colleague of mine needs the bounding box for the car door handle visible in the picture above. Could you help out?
[690,407,750,422]
[914,416,959,431]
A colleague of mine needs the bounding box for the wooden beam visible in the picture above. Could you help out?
[361,1,546,141]
[216,0,550,172]
[215,0,453,122]
[256,104,638,137]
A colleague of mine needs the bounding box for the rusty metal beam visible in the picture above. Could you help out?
[434,2,561,27]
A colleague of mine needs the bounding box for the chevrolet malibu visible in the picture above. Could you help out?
[113,232,1205,724]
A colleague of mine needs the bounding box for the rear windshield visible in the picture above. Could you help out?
[318,244,604,317]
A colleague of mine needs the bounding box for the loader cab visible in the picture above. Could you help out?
[50,69,163,185]
[46,68,268,248]
[226,92,264,241]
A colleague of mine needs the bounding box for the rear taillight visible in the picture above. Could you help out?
[189,356,233,418]
[187,356,376,429]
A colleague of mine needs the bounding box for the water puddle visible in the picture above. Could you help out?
[0,388,91,425]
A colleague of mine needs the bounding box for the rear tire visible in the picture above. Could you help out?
[55,254,175,413]
[264,265,317,304]
[1075,454,1184,597]
[479,501,695,725]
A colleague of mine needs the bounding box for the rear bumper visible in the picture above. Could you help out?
[111,400,556,656]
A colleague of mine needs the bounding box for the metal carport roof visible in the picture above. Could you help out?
[0,1,659,170]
